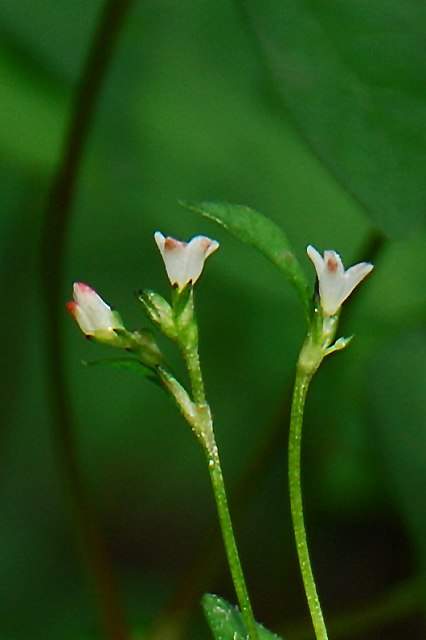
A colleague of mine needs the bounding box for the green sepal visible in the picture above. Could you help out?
[203,594,284,640]
[82,357,162,387]
[184,201,311,318]
[172,285,198,349]
[325,334,353,356]
[172,283,192,320]
[111,309,125,328]
[138,289,177,339]
[89,327,132,348]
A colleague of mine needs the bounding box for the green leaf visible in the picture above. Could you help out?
[239,1,426,238]
[186,201,311,316]
[203,594,284,640]
[83,357,161,387]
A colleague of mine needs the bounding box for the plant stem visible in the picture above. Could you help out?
[148,231,386,640]
[208,443,260,640]
[183,340,206,405]
[180,321,259,640]
[289,367,328,640]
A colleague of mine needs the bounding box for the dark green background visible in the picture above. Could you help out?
[1,1,425,638]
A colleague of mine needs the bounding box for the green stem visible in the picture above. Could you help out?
[179,317,259,639]
[289,367,328,640]
[148,231,386,640]
[175,289,206,406]
[183,340,206,405]
[208,444,260,640]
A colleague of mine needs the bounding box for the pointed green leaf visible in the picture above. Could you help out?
[186,201,311,316]
[203,594,284,640]
[83,357,161,387]
[239,1,426,238]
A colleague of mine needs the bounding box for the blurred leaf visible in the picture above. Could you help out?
[368,330,426,566]
[203,593,284,639]
[239,0,426,238]
[0,46,65,172]
[186,201,311,316]
[83,356,161,386]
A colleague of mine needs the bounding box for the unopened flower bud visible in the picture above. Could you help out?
[139,289,176,338]
[67,282,126,345]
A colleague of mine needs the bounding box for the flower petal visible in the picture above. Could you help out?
[307,246,373,315]
[184,236,219,287]
[154,232,219,289]
[306,245,324,275]
[341,262,374,303]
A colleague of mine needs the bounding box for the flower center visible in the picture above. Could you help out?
[165,237,185,250]
[326,257,338,273]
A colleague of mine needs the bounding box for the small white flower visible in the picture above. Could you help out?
[307,245,373,316]
[154,232,219,290]
[67,282,124,336]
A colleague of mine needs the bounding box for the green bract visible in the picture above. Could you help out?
[203,594,283,640]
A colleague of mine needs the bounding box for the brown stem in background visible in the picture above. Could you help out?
[40,1,133,638]
[148,230,386,640]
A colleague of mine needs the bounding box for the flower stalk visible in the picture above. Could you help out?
[207,443,260,640]
[150,231,259,638]
[288,246,373,640]
[288,310,344,640]
[171,289,259,639]
[289,364,328,640]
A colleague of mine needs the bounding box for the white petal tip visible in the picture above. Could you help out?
[154,231,165,250]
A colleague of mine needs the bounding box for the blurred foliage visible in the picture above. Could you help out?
[0,1,425,639]
[238,0,426,238]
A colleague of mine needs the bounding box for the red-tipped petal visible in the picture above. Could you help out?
[66,301,77,317]
[74,282,95,294]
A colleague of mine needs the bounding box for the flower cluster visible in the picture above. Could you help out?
[67,233,219,338]
[67,235,372,340]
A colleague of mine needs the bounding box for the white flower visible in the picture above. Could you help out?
[307,245,373,316]
[154,232,219,290]
[66,282,124,336]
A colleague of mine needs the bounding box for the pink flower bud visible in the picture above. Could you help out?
[67,282,124,337]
